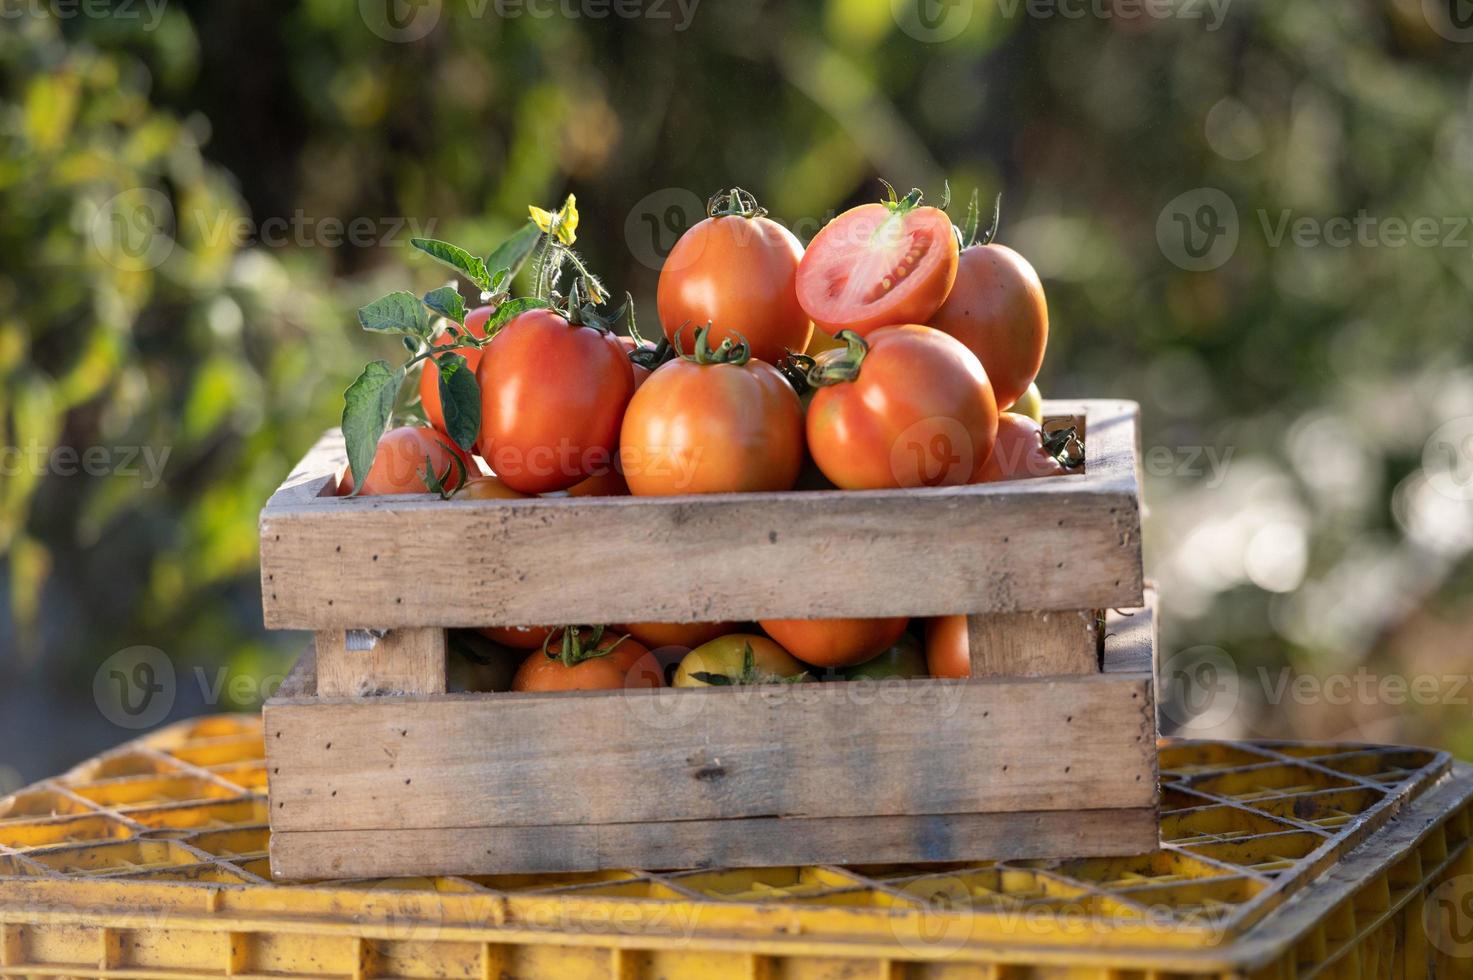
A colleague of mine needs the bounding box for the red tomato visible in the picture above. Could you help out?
[478,625,554,649]
[976,413,1070,483]
[620,327,804,495]
[658,190,811,364]
[565,466,630,497]
[758,616,910,669]
[925,616,970,679]
[805,326,998,489]
[928,244,1048,412]
[620,621,736,650]
[418,306,494,438]
[512,628,663,692]
[476,309,635,494]
[796,197,958,336]
[344,426,471,496]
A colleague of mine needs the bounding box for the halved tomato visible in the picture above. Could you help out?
[796,189,958,336]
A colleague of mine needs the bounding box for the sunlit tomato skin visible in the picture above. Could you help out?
[620,621,736,650]
[673,634,808,687]
[620,358,804,495]
[1009,381,1044,422]
[758,616,910,669]
[806,325,999,489]
[511,632,663,692]
[843,632,929,680]
[476,310,635,494]
[924,615,970,679]
[796,202,958,336]
[345,426,471,496]
[478,625,554,649]
[928,245,1048,412]
[459,475,528,499]
[658,215,811,364]
[976,413,1070,483]
[419,306,495,438]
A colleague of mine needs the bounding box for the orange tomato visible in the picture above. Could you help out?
[620,327,804,495]
[658,190,811,364]
[620,621,736,650]
[511,629,663,692]
[758,616,910,668]
[565,467,630,497]
[924,616,971,679]
[478,625,554,650]
[975,413,1070,483]
[419,305,494,438]
[929,244,1048,413]
[344,426,471,496]
[806,325,998,489]
[459,475,528,499]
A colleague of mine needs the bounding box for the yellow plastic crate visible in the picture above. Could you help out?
[1,716,1471,978]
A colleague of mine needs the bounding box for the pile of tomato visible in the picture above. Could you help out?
[346,184,1080,690]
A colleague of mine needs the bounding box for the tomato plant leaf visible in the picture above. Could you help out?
[962,188,981,246]
[434,352,481,452]
[484,221,542,288]
[423,285,466,325]
[410,238,490,291]
[358,291,430,337]
[486,296,551,333]
[341,359,403,494]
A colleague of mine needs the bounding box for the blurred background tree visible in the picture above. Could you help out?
[2,0,1472,780]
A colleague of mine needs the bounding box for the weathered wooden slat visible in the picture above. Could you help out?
[269,806,1159,879]
[967,610,1100,676]
[314,627,446,697]
[258,402,1144,630]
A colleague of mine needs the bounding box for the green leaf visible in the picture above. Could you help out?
[423,285,466,324]
[342,360,404,494]
[962,188,981,246]
[410,238,490,290]
[434,352,481,452]
[358,291,430,337]
[484,221,543,288]
[486,296,551,333]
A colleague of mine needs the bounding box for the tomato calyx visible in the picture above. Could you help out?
[804,329,869,387]
[690,642,809,687]
[539,625,631,669]
[673,322,752,367]
[629,334,675,374]
[1041,422,1086,470]
[421,451,470,500]
[778,351,816,396]
[878,178,943,218]
[705,186,768,220]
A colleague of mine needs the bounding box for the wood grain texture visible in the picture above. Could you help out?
[265,671,1155,833]
[269,806,1160,879]
[259,402,1143,630]
[966,610,1100,676]
[314,627,446,697]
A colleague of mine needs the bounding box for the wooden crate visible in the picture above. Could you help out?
[261,400,1156,878]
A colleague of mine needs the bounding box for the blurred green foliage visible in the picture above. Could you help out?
[3,0,1473,768]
